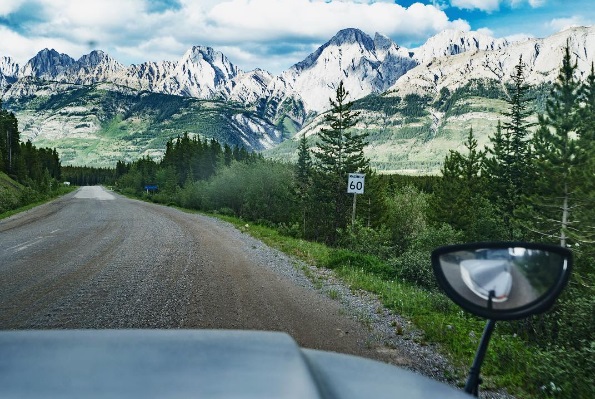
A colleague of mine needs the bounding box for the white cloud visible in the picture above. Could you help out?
[115,36,187,65]
[206,0,467,42]
[548,16,591,32]
[0,0,471,73]
[476,27,495,37]
[528,0,546,7]
[0,25,87,65]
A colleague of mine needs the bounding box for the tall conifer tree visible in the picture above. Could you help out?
[295,132,313,237]
[525,44,586,246]
[312,81,369,243]
[431,128,501,241]
[484,56,535,239]
[575,63,595,247]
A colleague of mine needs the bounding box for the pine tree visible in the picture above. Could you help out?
[314,81,368,176]
[575,63,595,246]
[432,129,482,232]
[296,132,312,187]
[312,81,369,243]
[431,128,505,241]
[0,102,20,175]
[484,56,535,239]
[524,43,588,246]
[295,132,312,237]
[578,63,595,152]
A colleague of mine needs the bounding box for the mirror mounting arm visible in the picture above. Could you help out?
[465,319,496,397]
[487,290,495,311]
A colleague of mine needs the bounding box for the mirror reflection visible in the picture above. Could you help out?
[439,247,567,310]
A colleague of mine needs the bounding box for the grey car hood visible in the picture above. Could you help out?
[0,329,471,398]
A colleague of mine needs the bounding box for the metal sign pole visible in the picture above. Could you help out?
[352,193,357,227]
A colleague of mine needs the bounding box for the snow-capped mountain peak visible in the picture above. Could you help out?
[2,25,593,124]
[168,46,240,98]
[412,29,510,64]
[374,32,397,51]
[281,28,416,111]
[65,50,127,84]
[389,25,594,97]
[330,28,376,49]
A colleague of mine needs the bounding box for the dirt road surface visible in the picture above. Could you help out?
[0,186,390,361]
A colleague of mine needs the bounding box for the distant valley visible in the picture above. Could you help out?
[1,25,593,172]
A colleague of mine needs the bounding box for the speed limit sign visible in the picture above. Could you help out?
[347,173,365,194]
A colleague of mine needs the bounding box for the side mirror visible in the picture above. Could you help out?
[431,242,572,320]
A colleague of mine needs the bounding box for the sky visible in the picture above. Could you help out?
[0,0,593,75]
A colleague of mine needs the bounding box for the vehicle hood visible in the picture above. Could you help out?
[0,329,471,398]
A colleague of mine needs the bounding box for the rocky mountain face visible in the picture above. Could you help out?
[4,26,593,113]
[0,56,20,81]
[389,25,595,97]
[410,29,510,65]
[266,26,594,173]
[1,25,593,169]
[275,28,417,111]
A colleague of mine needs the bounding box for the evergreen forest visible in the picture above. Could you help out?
[0,100,67,213]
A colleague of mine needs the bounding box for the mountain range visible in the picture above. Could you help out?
[1,25,593,172]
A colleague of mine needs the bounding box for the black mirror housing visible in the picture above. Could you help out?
[431,242,572,320]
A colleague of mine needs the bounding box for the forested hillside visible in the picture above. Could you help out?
[4,83,288,167]
[0,100,67,214]
[265,78,552,174]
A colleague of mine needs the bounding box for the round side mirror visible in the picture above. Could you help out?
[431,242,572,320]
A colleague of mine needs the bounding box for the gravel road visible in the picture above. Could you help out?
[0,186,513,398]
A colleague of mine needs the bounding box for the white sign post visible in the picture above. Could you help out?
[347,173,365,226]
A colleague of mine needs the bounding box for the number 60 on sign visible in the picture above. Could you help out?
[347,173,365,194]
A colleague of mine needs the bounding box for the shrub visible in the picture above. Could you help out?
[0,189,20,213]
[382,185,429,253]
[337,222,394,259]
[389,224,463,289]
[530,343,594,398]
[390,250,436,289]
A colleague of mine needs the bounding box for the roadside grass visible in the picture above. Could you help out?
[215,215,538,397]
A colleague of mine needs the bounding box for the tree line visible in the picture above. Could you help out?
[0,100,64,213]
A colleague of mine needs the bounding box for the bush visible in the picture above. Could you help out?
[389,224,463,289]
[177,181,206,210]
[277,222,303,238]
[0,189,20,214]
[389,250,437,289]
[382,185,429,253]
[337,222,394,259]
[530,343,595,398]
